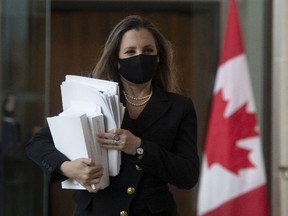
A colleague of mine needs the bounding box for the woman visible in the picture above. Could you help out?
[26,15,199,216]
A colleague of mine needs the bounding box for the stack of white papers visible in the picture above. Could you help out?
[47,75,125,190]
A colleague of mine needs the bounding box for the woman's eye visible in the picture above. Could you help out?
[124,50,135,55]
[143,48,154,54]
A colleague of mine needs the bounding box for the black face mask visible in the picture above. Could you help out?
[118,54,158,84]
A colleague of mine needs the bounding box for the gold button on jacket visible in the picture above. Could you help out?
[127,187,135,195]
[120,210,128,216]
[135,164,142,171]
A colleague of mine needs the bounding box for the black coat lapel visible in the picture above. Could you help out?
[120,83,172,134]
[133,85,171,133]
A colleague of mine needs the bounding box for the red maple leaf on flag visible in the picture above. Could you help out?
[205,89,258,175]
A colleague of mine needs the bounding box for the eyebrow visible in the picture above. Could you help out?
[122,46,135,51]
[122,45,155,51]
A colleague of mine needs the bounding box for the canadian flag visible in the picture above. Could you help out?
[197,0,269,215]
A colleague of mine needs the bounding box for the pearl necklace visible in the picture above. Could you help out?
[123,90,152,107]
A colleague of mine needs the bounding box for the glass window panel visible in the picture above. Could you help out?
[0,0,49,215]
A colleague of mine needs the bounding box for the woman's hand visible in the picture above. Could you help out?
[59,158,103,193]
[97,128,141,155]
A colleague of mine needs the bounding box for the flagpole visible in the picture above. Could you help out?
[272,0,288,216]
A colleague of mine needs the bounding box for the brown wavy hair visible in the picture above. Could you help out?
[92,15,180,93]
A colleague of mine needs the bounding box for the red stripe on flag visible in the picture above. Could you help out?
[201,185,269,216]
[220,0,244,65]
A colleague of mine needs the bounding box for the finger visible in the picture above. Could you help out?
[109,128,118,134]
[111,139,122,146]
[97,131,110,139]
[91,173,103,180]
[89,168,104,179]
[98,131,118,141]
[92,164,104,171]
[90,177,102,185]
[110,128,124,136]
[80,158,93,166]
[85,184,99,193]
[99,136,119,146]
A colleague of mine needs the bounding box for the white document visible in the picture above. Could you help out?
[47,113,108,190]
[59,103,110,188]
[59,75,123,176]
[65,75,119,95]
[63,75,124,127]
[60,82,116,131]
[87,112,110,188]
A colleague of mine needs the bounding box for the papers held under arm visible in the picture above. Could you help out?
[58,103,110,189]
[60,75,124,176]
[47,113,109,190]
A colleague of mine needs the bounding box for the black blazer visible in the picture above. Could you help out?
[26,83,199,216]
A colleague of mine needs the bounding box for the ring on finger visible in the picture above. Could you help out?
[113,134,120,141]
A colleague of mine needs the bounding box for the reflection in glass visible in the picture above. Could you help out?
[0,0,49,215]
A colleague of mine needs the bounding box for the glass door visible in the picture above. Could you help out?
[0,0,50,215]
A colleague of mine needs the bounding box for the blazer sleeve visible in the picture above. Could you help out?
[25,123,70,182]
[138,98,199,189]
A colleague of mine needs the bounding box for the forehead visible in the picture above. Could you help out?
[120,28,156,48]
